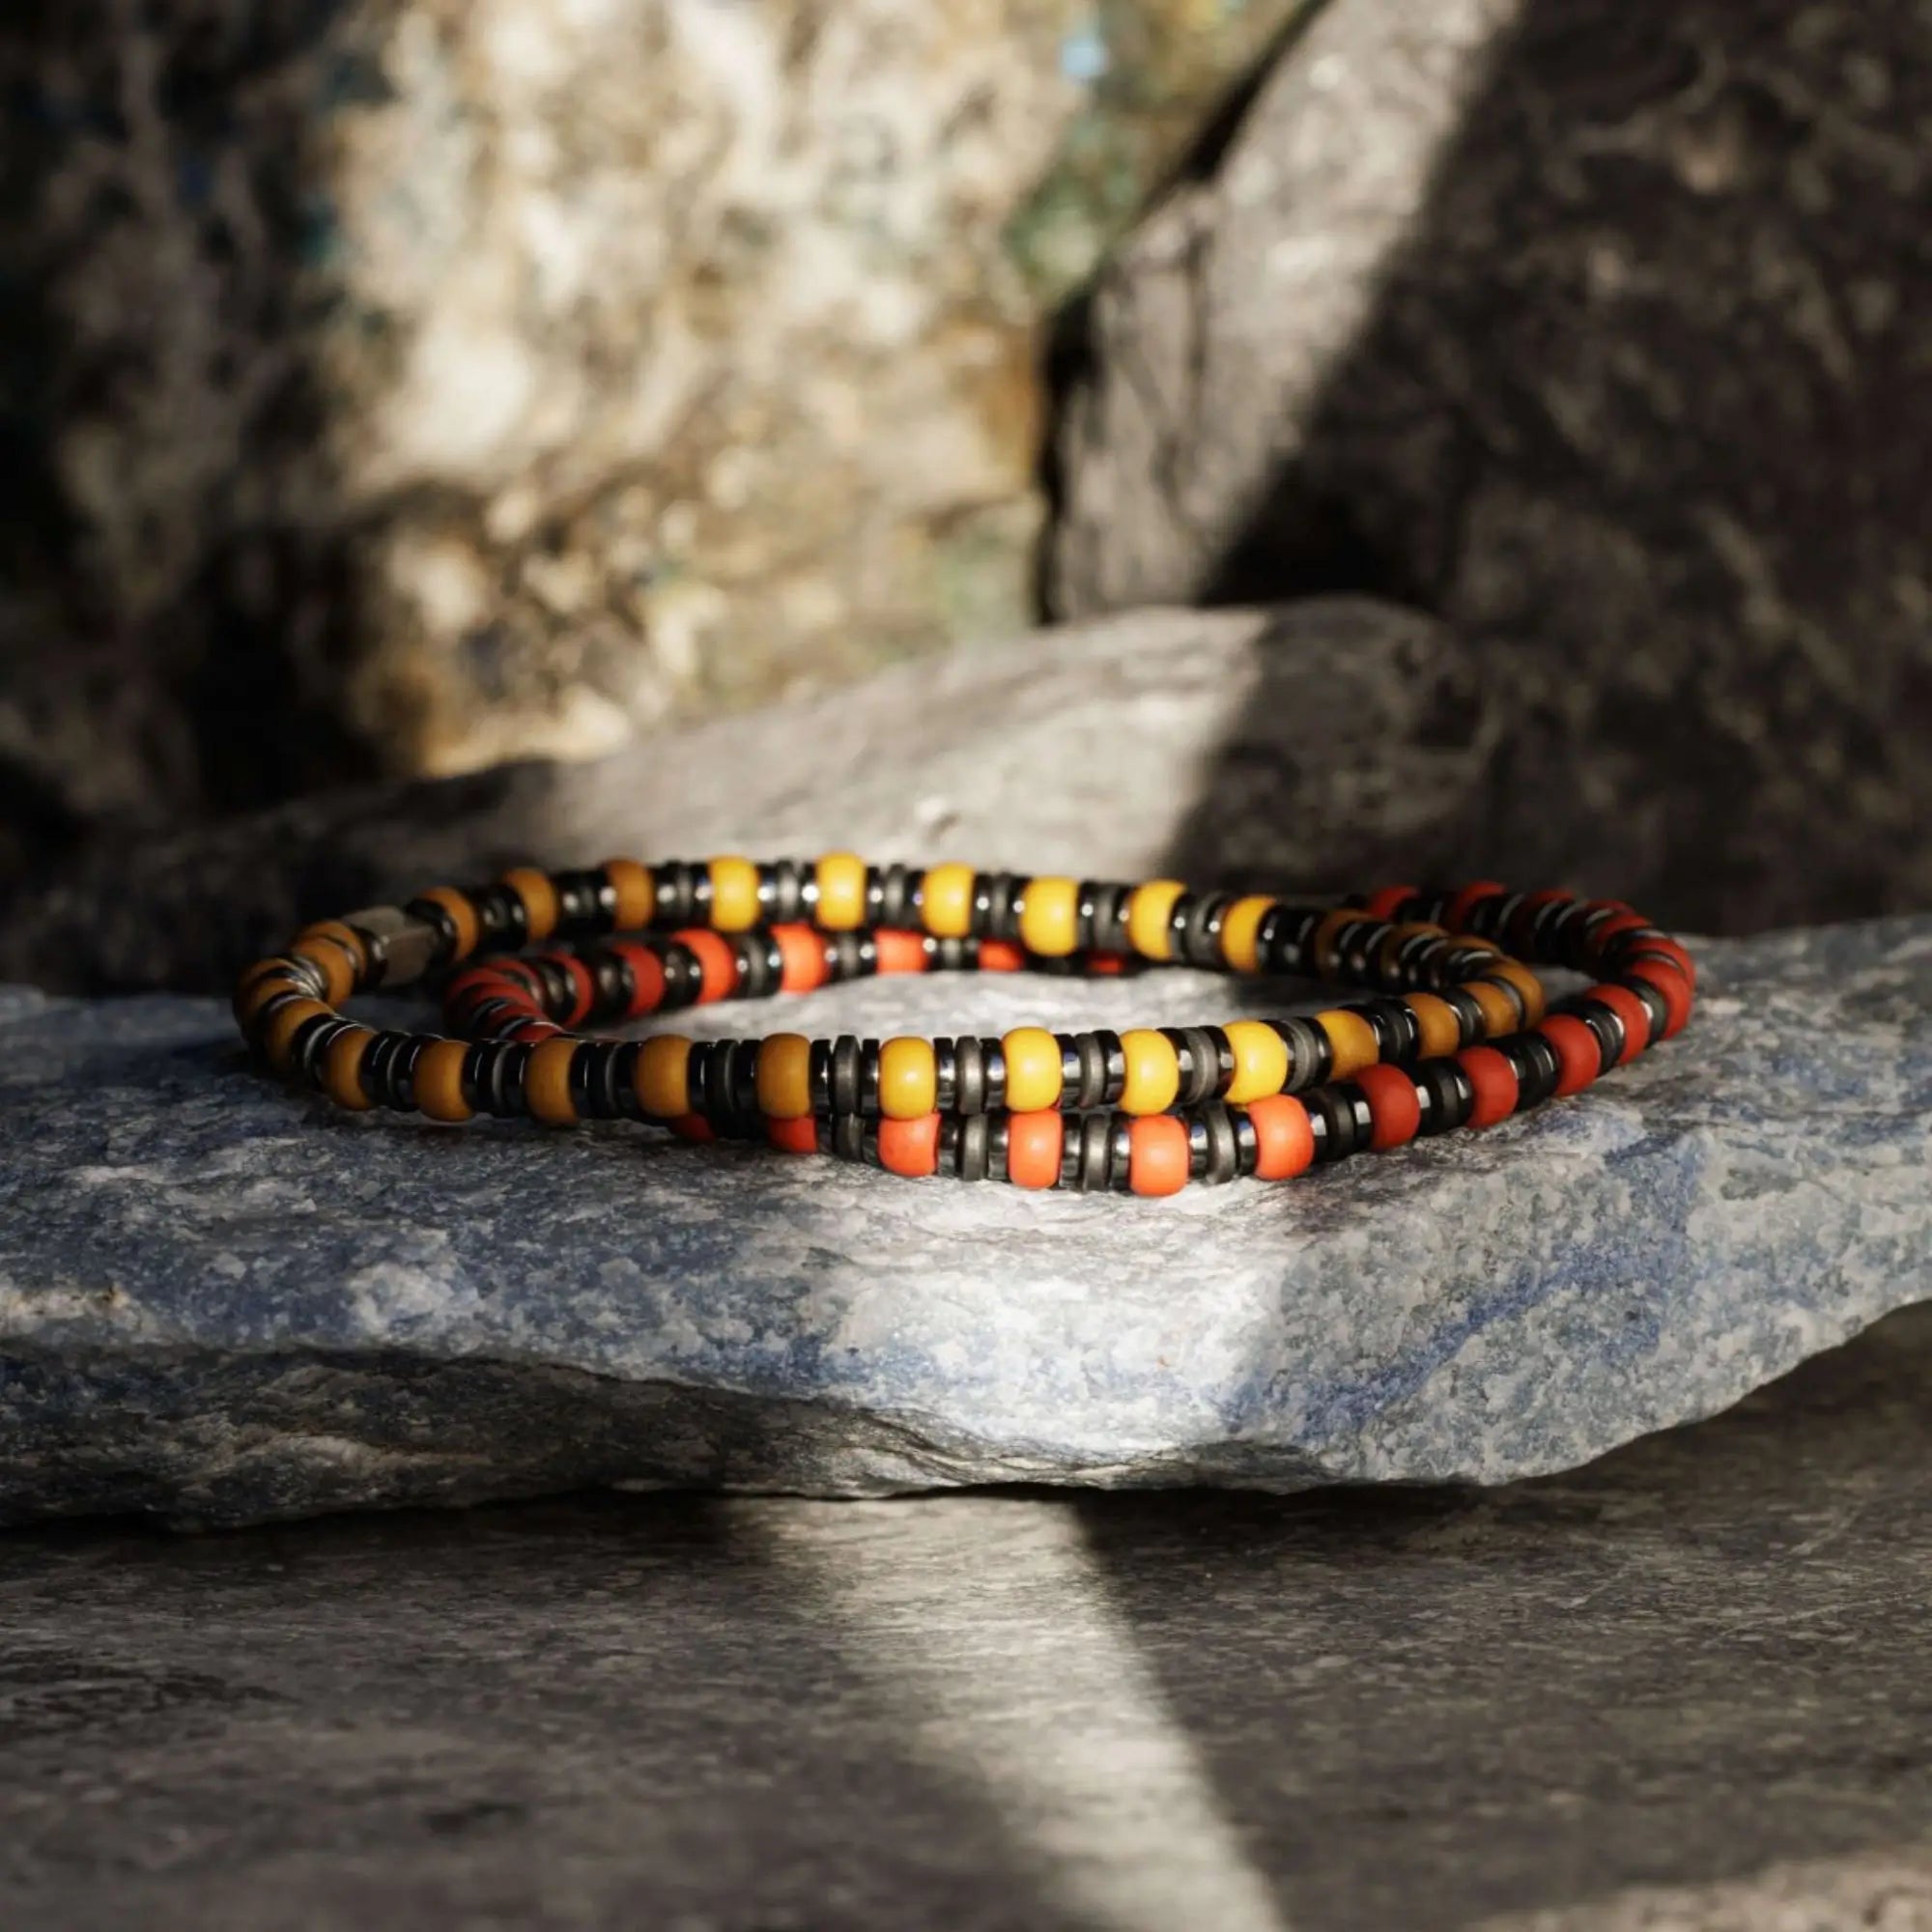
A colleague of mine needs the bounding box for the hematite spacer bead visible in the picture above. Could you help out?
[1309,1084,1374,1161]
[553,870,616,934]
[1415,1058,1475,1135]
[828,1037,863,1116]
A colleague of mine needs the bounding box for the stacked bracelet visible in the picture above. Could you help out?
[233,856,1695,1195]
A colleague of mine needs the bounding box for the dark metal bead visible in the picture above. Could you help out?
[1200,1103,1239,1184]
[1186,1113,1211,1180]
[1499,1032,1561,1109]
[858,1040,882,1116]
[1415,1058,1473,1136]
[1270,1017,1329,1093]
[956,1114,991,1182]
[1107,1115,1135,1193]
[1439,987,1488,1047]
[733,931,783,1002]
[1056,1033,1083,1101]
[974,872,1020,942]
[1232,1106,1260,1177]
[590,948,632,1018]
[933,1037,958,1114]
[808,1038,833,1113]
[1075,1114,1114,1193]
[980,1039,1008,1112]
[829,1113,866,1163]
[869,863,916,928]
[953,1037,987,1117]
[827,931,868,982]
[465,1041,531,1117]
[761,860,807,923]
[1309,1084,1373,1161]
[651,861,705,926]
[1079,881,1129,953]
[1624,976,1672,1039]
[659,942,703,1010]
[553,870,614,933]
[829,1037,863,1116]
[986,1116,1010,1184]
[404,896,464,969]
[1360,998,1421,1065]
[472,884,529,950]
[294,1015,350,1087]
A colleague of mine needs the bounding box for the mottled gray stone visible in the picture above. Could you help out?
[1,916,1926,1528]
[1049,0,1932,932]
[0,601,1504,995]
[3,1306,1932,1930]
[0,0,1295,874]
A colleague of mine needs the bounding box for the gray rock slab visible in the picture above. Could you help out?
[1048,0,1932,932]
[4,1304,1932,1931]
[2,916,1926,1528]
[2,593,1900,1005]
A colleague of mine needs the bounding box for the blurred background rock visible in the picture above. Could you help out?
[3,0,1928,947]
[0,0,1300,881]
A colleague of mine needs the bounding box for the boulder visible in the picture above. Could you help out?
[0,0,1294,869]
[2,914,1925,1527]
[1048,0,1932,931]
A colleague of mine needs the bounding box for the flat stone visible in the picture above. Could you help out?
[1048,0,1932,932]
[1,916,1925,1527]
[3,1306,1932,1929]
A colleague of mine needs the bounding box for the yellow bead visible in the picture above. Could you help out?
[921,863,977,940]
[1220,895,1275,973]
[636,1036,693,1118]
[1223,1020,1290,1104]
[1002,1027,1064,1113]
[709,855,761,932]
[1125,880,1186,961]
[1489,958,1547,1026]
[1405,993,1463,1060]
[878,1037,937,1121]
[262,998,331,1073]
[756,1033,813,1120]
[525,1037,581,1125]
[815,852,867,930]
[1119,1028,1180,1115]
[1466,980,1520,1038]
[500,867,559,943]
[323,1026,376,1112]
[1317,1009,1378,1080]
[1018,877,1079,957]
[602,858,656,930]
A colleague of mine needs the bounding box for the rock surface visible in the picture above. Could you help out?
[0,0,1295,870]
[0,594,1895,1000]
[1,916,1926,1528]
[3,1308,1932,1929]
[1049,0,1932,932]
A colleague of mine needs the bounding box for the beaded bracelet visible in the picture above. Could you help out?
[233,857,1695,1195]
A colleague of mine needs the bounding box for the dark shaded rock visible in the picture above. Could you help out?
[1,917,1926,1527]
[1049,0,1932,933]
[2,1307,1932,1928]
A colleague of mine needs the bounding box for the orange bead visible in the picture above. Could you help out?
[1127,1115,1190,1196]
[413,1038,473,1122]
[1246,1095,1314,1180]
[1355,1063,1421,1151]
[525,1037,581,1124]
[1539,1017,1600,1098]
[874,929,930,975]
[768,1116,819,1155]
[1007,1111,1065,1190]
[979,940,1025,972]
[879,1113,941,1179]
[673,929,738,1004]
[773,923,830,993]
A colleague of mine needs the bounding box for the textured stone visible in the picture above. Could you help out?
[0,0,1295,870]
[2,1307,1932,1929]
[1,915,1925,1527]
[1049,0,1932,932]
[0,588,1879,1008]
